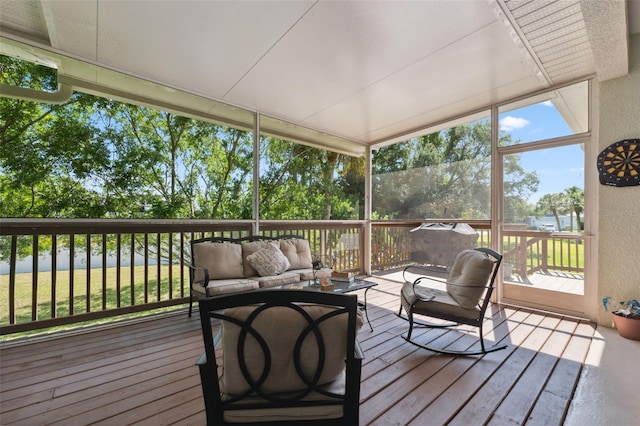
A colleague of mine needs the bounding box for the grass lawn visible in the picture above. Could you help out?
[1,264,190,340]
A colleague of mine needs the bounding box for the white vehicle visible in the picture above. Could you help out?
[539,224,556,231]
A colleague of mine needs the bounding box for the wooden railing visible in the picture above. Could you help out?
[0,219,363,334]
[370,221,492,270]
[502,230,584,278]
[1,219,583,334]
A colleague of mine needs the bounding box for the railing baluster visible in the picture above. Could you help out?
[52,235,57,319]
[116,234,121,308]
[144,233,149,304]
[130,233,135,306]
[32,236,38,321]
[156,233,161,302]
[69,235,75,317]
[86,234,91,313]
[168,232,173,300]
[102,234,107,310]
[9,235,17,325]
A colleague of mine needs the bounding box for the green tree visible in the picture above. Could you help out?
[536,192,570,231]
[372,120,538,220]
[96,102,253,219]
[565,186,584,231]
[1,56,109,218]
[258,138,363,220]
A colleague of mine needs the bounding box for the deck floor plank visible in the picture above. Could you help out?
[0,279,597,426]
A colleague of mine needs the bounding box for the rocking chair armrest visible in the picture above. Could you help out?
[411,275,446,292]
[354,339,365,360]
[213,328,222,348]
[196,352,207,366]
[403,264,445,283]
[442,281,488,289]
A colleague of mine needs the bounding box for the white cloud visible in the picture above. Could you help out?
[541,100,554,107]
[499,116,530,132]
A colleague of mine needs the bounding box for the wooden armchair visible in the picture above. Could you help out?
[398,248,506,356]
[196,289,364,425]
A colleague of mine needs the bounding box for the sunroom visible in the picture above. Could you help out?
[1,1,639,425]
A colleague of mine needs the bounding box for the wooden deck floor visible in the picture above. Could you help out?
[0,278,597,425]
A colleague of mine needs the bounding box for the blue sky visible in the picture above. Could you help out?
[499,101,585,204]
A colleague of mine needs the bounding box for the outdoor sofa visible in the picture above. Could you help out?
[188,235,331,316]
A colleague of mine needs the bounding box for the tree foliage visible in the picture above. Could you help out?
[373,120,539,220]
[2,55,543,225]
[536,192,570,231]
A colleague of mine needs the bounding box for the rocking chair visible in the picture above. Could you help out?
[398,247,506,356]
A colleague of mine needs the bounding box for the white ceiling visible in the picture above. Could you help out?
[0,0,636,154]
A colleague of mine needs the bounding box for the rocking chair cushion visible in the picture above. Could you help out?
[402,283,480,320]
[446,249,493,310]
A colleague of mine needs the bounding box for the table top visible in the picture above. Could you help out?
[277,278,377,294]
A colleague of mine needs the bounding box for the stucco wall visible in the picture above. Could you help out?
[596,33,640,325]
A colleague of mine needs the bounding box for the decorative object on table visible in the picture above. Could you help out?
[596,139,640,187]
[320,277,334,292]
[312,259,323,286]
[602,297,640,341]
[332,271,355,284]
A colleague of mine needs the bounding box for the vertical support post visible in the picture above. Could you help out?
[363,146,372,275]
[252,113,260,236]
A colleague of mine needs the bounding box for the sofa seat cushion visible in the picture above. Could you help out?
[247,245,291,276]
[251,271,301,288]
[401,281,479,320]
[193,278,260,296]
[193,242,244,282]
[290,268,332,281]
[280,238,313,270]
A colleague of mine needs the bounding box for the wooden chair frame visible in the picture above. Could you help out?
[398,248,507,356]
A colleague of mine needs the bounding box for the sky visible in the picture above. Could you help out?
[499,101,585,205]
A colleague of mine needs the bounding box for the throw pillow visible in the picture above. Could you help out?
[247,245,291,276]
[279,238,313,269]
[241,240,273,277]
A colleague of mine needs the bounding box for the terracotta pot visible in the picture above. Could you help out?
[612,314,640,341]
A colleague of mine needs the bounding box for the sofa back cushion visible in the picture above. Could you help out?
[193,242,244,282]
[280,238,313,270]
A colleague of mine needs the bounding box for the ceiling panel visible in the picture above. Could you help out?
[225,0,496,120]
[305,20,543,142]
[95,0,315,99]
[0,0,633,150]
[43,0,97,59]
